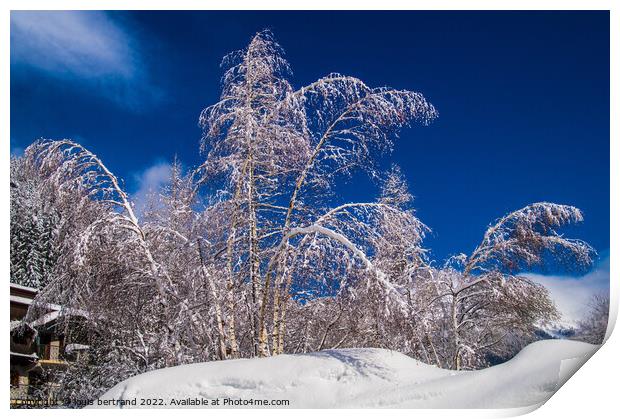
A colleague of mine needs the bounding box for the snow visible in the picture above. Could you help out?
[95,339,597,409]
[10,282,39,293]
[10,295,34,306]
[526,257,610,328]
[10,351,38,360]
[29,307,89,328]
[65,343,90,353]
[10,320,24,331]
[283,224,406,307]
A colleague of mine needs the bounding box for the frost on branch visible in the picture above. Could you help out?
[193,29,438,357]
[286,72,437,201]
[24,139,174,297]
[465,202,595,275]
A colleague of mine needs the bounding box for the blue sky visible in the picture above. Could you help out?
[10,10,609,270]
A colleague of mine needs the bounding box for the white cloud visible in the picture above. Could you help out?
[131,162,172,218]
[11,11,161,109]
[524,257,610,327]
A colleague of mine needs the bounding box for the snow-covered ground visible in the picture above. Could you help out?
[96,339,598,409]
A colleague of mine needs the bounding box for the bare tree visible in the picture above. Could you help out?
[426,203,594,369]
[575,293,609,344]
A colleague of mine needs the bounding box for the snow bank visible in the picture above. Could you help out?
[95,339,597,409]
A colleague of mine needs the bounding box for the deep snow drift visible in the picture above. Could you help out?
[96,339,598,409]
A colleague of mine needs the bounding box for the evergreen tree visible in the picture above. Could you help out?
[10,158,59,289]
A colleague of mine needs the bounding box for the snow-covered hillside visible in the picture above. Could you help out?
[95,339,598,409]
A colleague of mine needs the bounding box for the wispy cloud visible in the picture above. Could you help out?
[525,256,610,327]
[11,11,162,109]
[10,146,24,158]
[131,162,172,217]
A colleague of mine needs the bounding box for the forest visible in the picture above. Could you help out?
[9,30,607,403]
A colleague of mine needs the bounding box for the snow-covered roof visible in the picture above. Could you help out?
[10,295,62,311]
[10,295,34,306]
[65,343,90,353]
[11,294,63,312]
[38,301,63,312]
[10,282,39,294]
[9,285,90,328]
[29,307,89,328]
[29,311,60,328]
[10,351,38,360]
[10,320,36,333]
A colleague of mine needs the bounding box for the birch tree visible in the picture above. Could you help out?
[198,30,310,356]
[21,140,193,367]
[198,30,437,357]
[425,203,594,369]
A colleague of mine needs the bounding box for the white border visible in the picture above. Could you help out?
[2,1,617,418]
